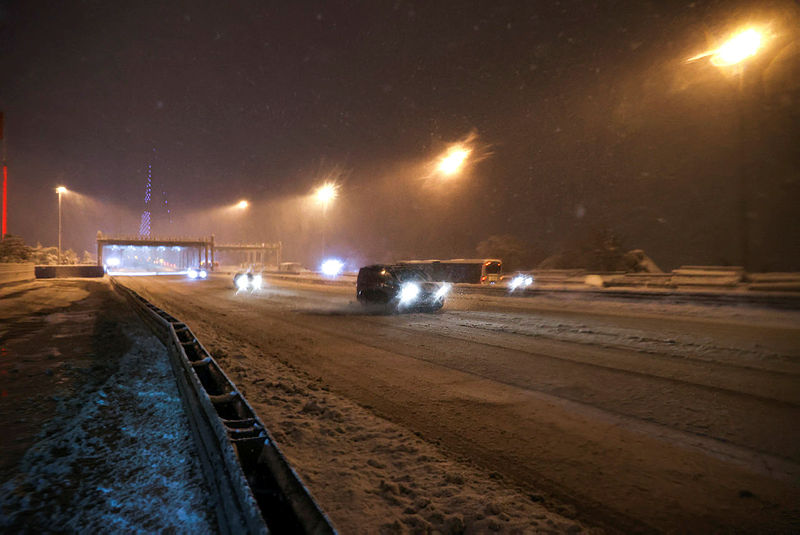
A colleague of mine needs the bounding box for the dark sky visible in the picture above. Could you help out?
[1,0,799,270]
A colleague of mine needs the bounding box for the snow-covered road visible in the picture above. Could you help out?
[118,274,800,533]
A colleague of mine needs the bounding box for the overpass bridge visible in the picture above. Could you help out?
[96,232,281,270]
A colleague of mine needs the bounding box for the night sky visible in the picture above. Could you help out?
[1,0,799,270]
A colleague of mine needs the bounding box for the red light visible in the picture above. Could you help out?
[481,276,486,281]
[2,165,6,237]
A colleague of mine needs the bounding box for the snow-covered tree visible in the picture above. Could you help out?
[0,234,32,263]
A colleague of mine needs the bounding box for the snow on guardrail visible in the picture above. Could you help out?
[110,277,336,535]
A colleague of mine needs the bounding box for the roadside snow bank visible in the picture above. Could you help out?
[0,328,216,532]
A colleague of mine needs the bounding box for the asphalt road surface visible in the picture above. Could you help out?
[117,274,800,533]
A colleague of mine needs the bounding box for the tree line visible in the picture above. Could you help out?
[0,234,94,265]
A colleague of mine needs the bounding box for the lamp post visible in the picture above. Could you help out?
[55,186,67,264]
[233,199,249,266]
[687,27,764,270]
[314,183,337,259]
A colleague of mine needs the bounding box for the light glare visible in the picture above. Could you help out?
[235,274,249,290]
[687,28,764,67]
[712,29,762,66]
[399,282,420,304]
[320,258,344,277]
[315,183,338,206]
[434,283,452,300]
[509,274,534,291]
[438,146,471,176]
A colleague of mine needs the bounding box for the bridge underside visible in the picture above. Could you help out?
[96,233,281,272]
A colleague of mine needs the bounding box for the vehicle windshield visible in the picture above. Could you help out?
[390,267,430,282]
[485,262,502,274]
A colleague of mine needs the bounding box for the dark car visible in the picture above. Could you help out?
[356,264,451,312]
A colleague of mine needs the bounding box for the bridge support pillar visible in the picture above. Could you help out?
[96,231,104,266]
[210,234,215,271]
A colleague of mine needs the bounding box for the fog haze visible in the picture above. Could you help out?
[2,0,799,269]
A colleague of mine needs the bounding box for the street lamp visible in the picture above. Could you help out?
[235,199,249,210]
[315,183,338,209]
[687,28,763,68]
[687,27,766,271]
[55,186,68,264]
[313,182,338,258]
[437,144,471,176]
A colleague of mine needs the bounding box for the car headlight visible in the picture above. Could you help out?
[199,269,208,279]
[235,274,249,291]
[434,283,451,300]
[252,274,263,290]
[320,258,344,277]
[399,282,420,304]
[509,275,533,291]
[188,268,199,279]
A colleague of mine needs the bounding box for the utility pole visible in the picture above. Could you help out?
[58,189,63,264]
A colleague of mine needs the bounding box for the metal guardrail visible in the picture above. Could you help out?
[110,277,335,535]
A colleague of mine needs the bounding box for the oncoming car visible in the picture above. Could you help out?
[506,272,534,291]
[187,267,208,280]
[233,271,263,292]
[356,264,451,312]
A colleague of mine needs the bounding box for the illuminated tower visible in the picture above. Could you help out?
[160,189,172,227]
[138,156,153,237]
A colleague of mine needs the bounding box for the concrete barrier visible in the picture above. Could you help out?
[262,271,355,287]
[35,265,105,278]
[746,273,800,292]
[0,263,35,285]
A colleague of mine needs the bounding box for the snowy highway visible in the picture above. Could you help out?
[117,274,800,533]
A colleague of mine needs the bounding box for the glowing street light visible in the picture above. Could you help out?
[686,27,764,67]
[712,28,762,66]
[55,186,68,264]
[315,183,338,209]
[437,145,471,176]
[236,199,249,210]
